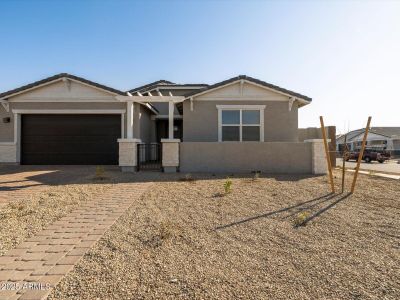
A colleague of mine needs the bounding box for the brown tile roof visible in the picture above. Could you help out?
[128,80,208,94]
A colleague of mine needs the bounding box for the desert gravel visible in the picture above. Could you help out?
[0,167,118,255]
[48,171,400,300]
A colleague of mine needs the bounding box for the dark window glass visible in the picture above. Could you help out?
[242,110,260,124]
[222,126,240,141]
[222,110,240,124]
[242,126,260,141]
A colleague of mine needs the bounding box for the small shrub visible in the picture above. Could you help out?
[179,173,195,182]
[252,171,261,181]
[224,178,232,194]
[9,201,25,211]
[293,211,310,227]
[94,166,107,180]
[159,221,174,240]
[145,221,176,248]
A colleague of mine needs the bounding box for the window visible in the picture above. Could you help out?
[217,105,265,142]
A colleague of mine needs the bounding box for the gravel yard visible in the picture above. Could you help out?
[49,171,400,300]
[0,166,133,255]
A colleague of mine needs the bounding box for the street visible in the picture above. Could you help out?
[336,158,400,174]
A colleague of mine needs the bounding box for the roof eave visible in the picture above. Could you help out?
[0,73,126,100]
[183,75,312,104]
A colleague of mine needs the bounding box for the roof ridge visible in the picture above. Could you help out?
[128,79,175,93]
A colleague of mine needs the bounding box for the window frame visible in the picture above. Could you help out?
[217,105,265,142]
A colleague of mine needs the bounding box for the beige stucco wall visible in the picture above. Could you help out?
[182,81,299,142]
[305,140,328,174]
[0,108,14,142]
[299,126,336,166]
[139,105,156,143]
[0,143,17,163]
[162,140,180,167]
[195,82,289,100]
[118,140,139,167]
[180,142,312,173]
[10,80,116,101]
[183,100,298,142]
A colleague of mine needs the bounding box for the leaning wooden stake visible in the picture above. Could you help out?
[351,116,372,194]
[320,116,335,193]
[341,134,347,193]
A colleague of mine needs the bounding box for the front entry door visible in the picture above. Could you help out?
[156,119,182,142]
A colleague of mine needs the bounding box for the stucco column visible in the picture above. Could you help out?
[305,139,330,175]
[118,138,141,172]
[161,138,180,173]
[0,143,17,163]
[168,100,174,139]
[126,101,134,139]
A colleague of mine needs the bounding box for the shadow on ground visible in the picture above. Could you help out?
[215,192,352,230]
[0,165,323,192]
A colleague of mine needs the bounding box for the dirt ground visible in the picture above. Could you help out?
[48,171,400,300]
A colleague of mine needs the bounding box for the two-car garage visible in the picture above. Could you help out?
[21,114,121,165]
[0,73,148,166]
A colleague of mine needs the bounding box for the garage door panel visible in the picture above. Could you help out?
[22,153,119,165]
[22,116,121,136]
[22,141,118,154]
[22,135,119,143]
[21,114,121,165]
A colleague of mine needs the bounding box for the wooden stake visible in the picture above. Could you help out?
[341,134,347,193]
[351,117,372,194]
[320,116,335,193]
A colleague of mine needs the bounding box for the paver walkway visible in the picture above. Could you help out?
[0,181,152,300]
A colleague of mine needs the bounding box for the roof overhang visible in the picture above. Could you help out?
[183,75,312,107]
[0,73,126,101]
[116,95,185,104]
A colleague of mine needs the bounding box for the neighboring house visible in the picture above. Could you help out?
[0,73,327,174]
[337,127,400,156]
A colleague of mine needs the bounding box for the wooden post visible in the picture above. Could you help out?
[341,134,347,193]
[320,116,335,193]
[351,117,372,194]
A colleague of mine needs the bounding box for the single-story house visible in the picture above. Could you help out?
[0,73,328,173]
[337,127,400,156]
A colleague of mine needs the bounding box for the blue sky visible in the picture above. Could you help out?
[1,0,399,132]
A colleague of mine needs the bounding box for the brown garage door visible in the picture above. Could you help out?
[21,114,121,165]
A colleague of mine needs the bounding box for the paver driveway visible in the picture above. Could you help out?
[0,166,153,300]
[0,166,99,208]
